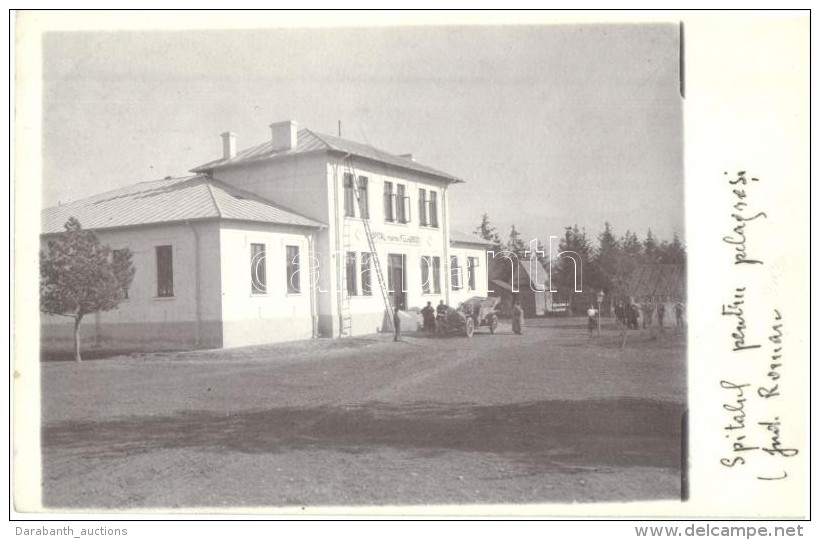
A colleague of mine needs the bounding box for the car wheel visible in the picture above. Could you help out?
[465,318,475,338]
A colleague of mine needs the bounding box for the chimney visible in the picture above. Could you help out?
[399,153,415,162]
[221,132,237,160]
[269,120,298,151]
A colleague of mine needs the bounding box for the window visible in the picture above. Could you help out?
[396,184,405,223]
[421,256,432,294]
[396,184,410,223]
[251,243,267,294]
[361,252,373,296]
[430,191,439,228]
[346,252,358,296]
[112,249,130,299]
[467,256,478,291]
[419,188,428,226]
[418,189,438,228]
[450,255,462,290]
[344,173,356,217]
[156,245,173,297]
[384,181,395,222]
[358,176,369,218]
[432,256,441,294]
[287,245,301,294]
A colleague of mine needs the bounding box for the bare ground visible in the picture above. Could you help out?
[40,317,686,509]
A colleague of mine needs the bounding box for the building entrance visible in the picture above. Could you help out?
[387,253,406,310]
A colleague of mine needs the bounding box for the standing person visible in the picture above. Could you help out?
[641,300,654,329]
[628,301,640,330]
[587,305,597,340]
[393,307,401,342]
[436,300,449,335]
[657,301,666,329]
[614,301,624,327]
[421,301,436,333]
[674,301,685,330]
[512,301,524,335]
[436,299,448,318]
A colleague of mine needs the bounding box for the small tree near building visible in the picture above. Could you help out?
[474,213,503,249]
[506,224,528,260]
[40,218,135,362]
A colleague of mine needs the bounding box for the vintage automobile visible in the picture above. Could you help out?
[436,296,500,337]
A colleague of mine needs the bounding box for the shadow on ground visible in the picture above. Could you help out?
[40,337,386,363]
[43,398,684,473]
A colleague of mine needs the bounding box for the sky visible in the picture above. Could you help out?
[41,23,684,246]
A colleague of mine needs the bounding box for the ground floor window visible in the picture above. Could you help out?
[432,256,441,294]
[387,253,406,310]
[361,252,373,296]
[287,245,301,294]
[251,243,267,294]
[467,256,478,291]
[345,251,358,296]
[421,256,442,294]
[450,255,462,290]
[156,245,174,297]
[420,256,429,294]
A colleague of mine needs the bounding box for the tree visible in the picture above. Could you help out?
[40,218,135,362]
[610,229,643,300]
[506,224,527,260]
[643,228,659,263]
[594,222,620,296]
[473,213,502,248]
[658,232,686,264]
[620,230,642,258]
[553,225,596,293]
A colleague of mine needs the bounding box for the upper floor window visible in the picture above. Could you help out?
[396,184,410,224]
[418,188,439,228]
[384,181,395,222]
[358,176,369,219]
[344,173,356,217]
[156,245,174,297]
[344,174,369,219]
[430,191,439,228]
[419,188,428,226]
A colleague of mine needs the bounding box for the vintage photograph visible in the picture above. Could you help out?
[31,19,688,510]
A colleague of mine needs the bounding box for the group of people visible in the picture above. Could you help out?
[613,298,685,331]
[420,299,452,334]
[416,299,524,336]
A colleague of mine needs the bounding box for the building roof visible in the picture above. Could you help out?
[517,259,550,291]
[616,263,686,299]
[191,128,464,183]
[41,175,325,234]
[449,230,498,247]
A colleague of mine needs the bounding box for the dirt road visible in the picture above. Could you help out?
[40,318,686,509]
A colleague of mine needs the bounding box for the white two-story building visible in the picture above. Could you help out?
[41,121,492,349]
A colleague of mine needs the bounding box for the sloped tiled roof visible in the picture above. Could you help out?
[517,259,551,291]
[191,128,463,183]
[449,230,497,247]
[41,175,324,234]
[618,263,686,298]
